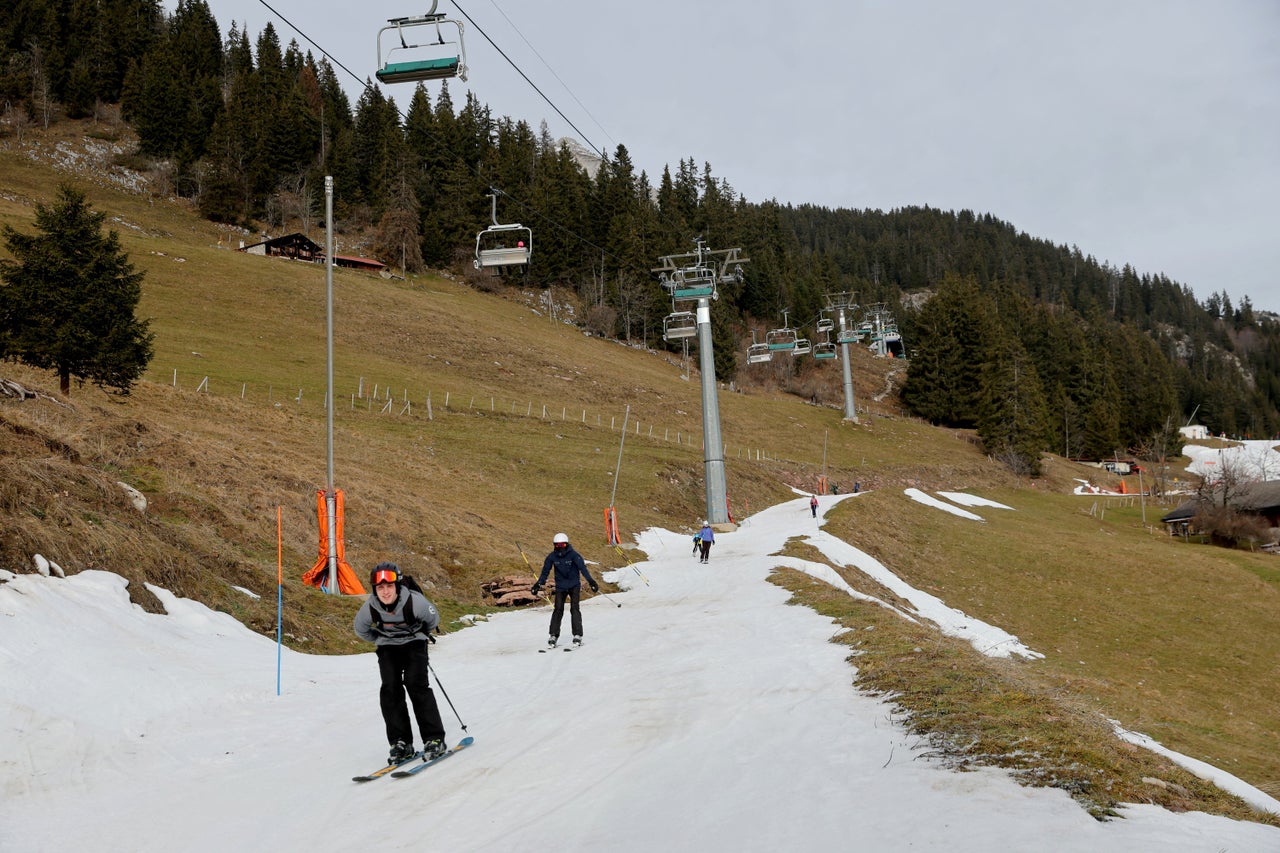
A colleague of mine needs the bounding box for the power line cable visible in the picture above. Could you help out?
[485,0,616,149]
[451,1,606,160]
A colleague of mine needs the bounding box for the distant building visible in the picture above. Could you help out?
[1179,424,1210,441]
[238,233,385,272]
[1162,479,1280,533]
[330,254,386,273]
[239,233,322,261]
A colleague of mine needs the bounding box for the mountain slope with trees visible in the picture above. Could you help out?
[4,0,1280,467]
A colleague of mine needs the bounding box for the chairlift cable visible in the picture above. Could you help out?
[452,1,606,160]
[247,0,675,286]
[483,0,617,150]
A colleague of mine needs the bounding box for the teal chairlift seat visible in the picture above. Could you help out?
[376,7,467,85]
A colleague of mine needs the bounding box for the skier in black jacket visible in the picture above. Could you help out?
[353,562,448,765]
[531,533,598,648]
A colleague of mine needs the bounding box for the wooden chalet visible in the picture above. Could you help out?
[1161,480,1280,533]
[238,233,322,261]
[238,234,387,273]
[331,254,386,272]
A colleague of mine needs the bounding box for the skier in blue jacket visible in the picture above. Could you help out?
[531,533,598,648]
[698,522,715,563]
[353,562,447,765]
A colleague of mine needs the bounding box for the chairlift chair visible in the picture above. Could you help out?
[747,330,772,364]
[813,341,838,359]
[474,191,531,273]
[767,310,801,351]
[791,338,812,357]
[816,317,834,334]
[668,266,716,300]
[376,5,467,84]
[836,325,861,344]
[663,311,697,342]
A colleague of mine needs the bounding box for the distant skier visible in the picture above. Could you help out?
[692,532,702,556]
[353,562,448,765]
[810,495,819,518]
[531,533,598,648]
[698,521,714,563]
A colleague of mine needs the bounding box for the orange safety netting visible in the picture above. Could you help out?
[603,506,620,545]
[301,489,367,595]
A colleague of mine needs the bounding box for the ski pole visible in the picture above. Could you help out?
[613,545,649,586]
[594,588,622,608]
[428,662,468,732]
[515,541,551,603]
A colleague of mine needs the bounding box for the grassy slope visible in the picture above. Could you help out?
[1,122,1276,818]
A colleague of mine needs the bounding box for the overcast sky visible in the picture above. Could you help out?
[195,1,1279,312]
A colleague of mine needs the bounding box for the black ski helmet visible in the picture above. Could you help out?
[370,561,401,591]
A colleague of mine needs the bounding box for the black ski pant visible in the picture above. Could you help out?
[699,540,712,561]
[376,639,446,747]
[549,586,583,638]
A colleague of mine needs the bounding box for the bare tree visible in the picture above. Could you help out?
[1247,442,1280,482]
[615,270,647,341]
[3,100,32,143]
[26,40,52,129]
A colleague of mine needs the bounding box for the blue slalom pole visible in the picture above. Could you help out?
[276,507,283,696]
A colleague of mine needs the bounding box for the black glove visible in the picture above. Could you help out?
[530,583,542,596]
[589,580,599,593]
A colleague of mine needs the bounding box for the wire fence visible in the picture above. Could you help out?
[152,367,803,465]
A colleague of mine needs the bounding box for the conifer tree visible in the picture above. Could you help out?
[374,171,424,273]
[977,337,1050,476]
[901,274,998,427]
[0,184,154,394]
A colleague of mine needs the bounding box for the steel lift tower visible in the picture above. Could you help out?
[654,240,748,525]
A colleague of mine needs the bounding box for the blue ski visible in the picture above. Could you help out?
[391,736,475,777]
[353,751,423,782]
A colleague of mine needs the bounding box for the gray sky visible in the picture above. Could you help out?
[200,1,1280,312]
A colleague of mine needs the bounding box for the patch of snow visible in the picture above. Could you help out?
[939,491,1013,510]
[906,487,985,521]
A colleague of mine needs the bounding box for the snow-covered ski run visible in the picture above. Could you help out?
[1,492,1276,852]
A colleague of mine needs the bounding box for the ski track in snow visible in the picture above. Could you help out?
[1,494,1277,852]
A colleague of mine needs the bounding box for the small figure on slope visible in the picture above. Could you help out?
[531,533,598,648]
[698,521,715,563]
[353,562,449,765]
[692,531,702,556]
[810,494,819,518]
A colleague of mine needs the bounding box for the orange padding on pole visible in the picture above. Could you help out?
[603,506,620,546]
[301,489,367,594]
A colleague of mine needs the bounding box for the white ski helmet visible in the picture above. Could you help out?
[553,533,569,545]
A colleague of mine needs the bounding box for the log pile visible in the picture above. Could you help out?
[481,574,550,606]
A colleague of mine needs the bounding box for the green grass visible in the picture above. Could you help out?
[820,484,1280,806]
[771,563,1271,823]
